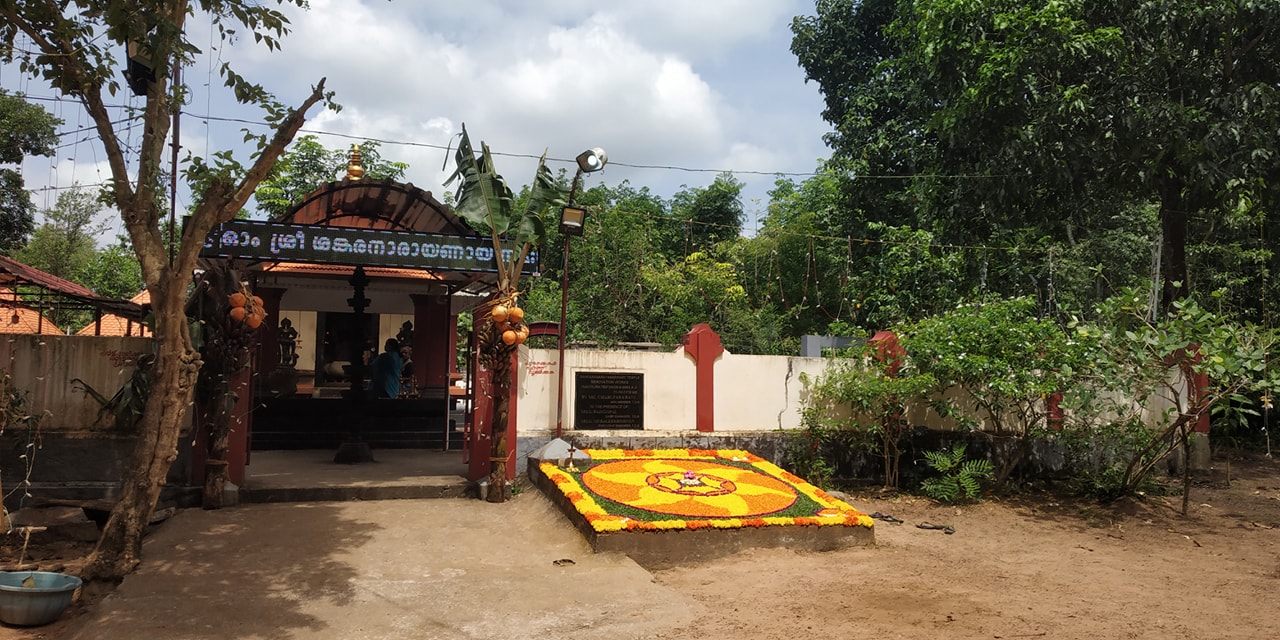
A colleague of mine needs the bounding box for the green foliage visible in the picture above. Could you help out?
[70,356,153,434]
[445,125,567,293]
[668,172,745,256]
[0,91,60,253]
[11,191,144,331]
[638,252,760,348]
[919,443,993,503]
[791,0,1280,317]
[254,135,408,219]
[1067,289,1279,507]
[13,186,119,330]
[1054,417,1165,501]
[81,237,146,300]
[783,411,871,490]
[902,296,1084,486]
[804,342,936,488]
[14,186,108,281]
[736,169,861,340]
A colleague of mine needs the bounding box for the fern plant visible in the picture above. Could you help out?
[919,443,993,503]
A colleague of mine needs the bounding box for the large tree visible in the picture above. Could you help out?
[1,1,330,579]
[792,0,1280,314]
[15,186,107,282]
[14,185,110,329]
[0,91,60,252]
[668,172,746,256]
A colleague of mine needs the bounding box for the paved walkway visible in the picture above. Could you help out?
[60,452,697,639]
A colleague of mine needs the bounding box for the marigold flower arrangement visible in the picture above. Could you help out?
[540,448,874,533]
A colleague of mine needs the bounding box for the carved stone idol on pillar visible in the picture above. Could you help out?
[269,317,300,397]
[278,317,299,369]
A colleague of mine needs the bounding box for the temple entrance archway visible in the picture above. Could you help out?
[195,169,529,484]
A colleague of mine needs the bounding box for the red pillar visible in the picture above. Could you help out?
[682,324,724,433]
[191,366,253,487]
[1046,392,1064,431]
[468,313,518,482]
[251,287,285,385]
[412,293,451,389]
[868,330,904,375]
[1181,345,1212,433]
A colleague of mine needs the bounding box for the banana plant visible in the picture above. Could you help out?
[446,124,567,294]
[446,125,569,502]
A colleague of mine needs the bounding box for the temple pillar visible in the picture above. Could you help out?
[252,287,286,384]
[411,293,451,389]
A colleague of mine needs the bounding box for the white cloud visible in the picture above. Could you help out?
[10,0,831,229]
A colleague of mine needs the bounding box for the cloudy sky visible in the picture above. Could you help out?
[13,0,832,235]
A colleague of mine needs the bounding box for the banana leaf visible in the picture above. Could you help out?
[445,125,569,290]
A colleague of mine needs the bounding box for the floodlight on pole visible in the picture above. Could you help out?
[557,147,607,438]
[575,148,608,174]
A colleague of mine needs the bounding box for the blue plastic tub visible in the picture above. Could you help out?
[0,571,82,626]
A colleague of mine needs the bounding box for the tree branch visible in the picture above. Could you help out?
[178,78,328,272]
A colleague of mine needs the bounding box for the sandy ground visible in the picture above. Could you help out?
[656,452,1280,640]
[3,452,1278,640]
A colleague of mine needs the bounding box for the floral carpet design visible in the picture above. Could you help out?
[540,449,874,533]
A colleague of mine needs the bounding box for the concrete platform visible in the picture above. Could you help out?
[241,449,471,503]
[67,492,696,639]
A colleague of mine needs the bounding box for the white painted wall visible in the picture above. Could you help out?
[516,347,835,432]
[515,346,1195,436]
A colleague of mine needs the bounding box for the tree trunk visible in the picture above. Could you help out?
[486,352,513,503]
[1159,178,1189,313]
[81,281,199,581]
[991,436,1030,489]
[202,387,233,510]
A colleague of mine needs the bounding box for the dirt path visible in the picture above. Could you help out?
[4,454,1278,639]
[655,454,1280,640]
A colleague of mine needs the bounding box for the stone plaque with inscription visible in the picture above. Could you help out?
[574,372,644,430]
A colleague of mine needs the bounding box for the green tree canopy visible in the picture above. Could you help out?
[669,172,745,256]
[255,135,408,218]
[0,91,61,252]
[14,186,107,284]
[792,0,1280,315]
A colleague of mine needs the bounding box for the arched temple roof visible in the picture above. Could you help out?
[280,178,474,235]
[253,177,501,298]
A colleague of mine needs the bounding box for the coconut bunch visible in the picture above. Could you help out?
[204,285,265,371]
[227,290,267,330]
[476,295,529,369]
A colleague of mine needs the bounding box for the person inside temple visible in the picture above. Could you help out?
[368,338,403,399]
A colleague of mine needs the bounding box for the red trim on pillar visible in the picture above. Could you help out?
[192,366,253,487]
[868,330,904,376]
[412,293,451,389]
[682,324,724,433]
[1046,392,1064,431]
[252,287,285,383]
[1180,345,1212,434]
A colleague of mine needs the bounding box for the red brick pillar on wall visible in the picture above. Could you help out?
[1181,344,1211,434]
[682,324,724,433]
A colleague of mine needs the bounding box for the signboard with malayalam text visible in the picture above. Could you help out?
[199,218,537,273]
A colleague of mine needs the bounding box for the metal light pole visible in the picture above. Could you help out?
[555,148,607,438]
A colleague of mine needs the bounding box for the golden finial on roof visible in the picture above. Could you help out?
[346,144,365,181]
